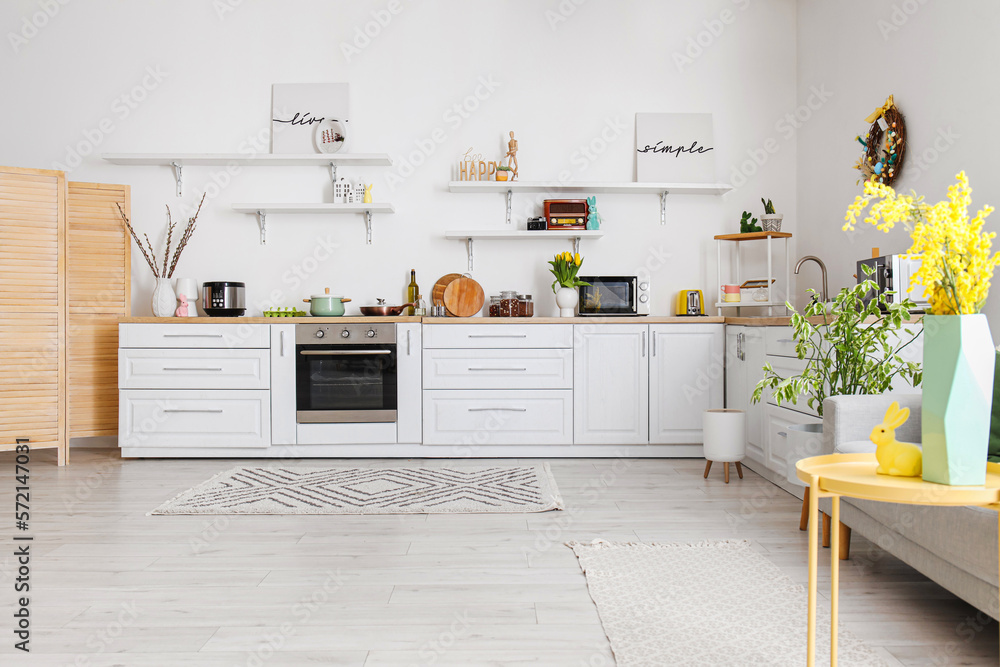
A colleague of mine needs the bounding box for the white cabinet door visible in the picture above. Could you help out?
[743,327,767,462]
[270,324,296,446]
[396,323,422,444]
[423,390,573,446]
[119,390,270,449]
[573,325,648,445]
[766,404,822,477]
[650,324,724,444]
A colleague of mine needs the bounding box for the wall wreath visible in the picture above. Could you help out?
[854,95,906,187]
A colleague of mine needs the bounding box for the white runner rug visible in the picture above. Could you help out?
[152,464,563,515]
[567,539,885,667]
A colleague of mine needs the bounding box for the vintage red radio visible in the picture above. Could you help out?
[544,199,588,230]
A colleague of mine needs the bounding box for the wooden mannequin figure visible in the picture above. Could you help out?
[505,131,518,180]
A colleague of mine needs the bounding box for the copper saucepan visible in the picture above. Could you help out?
[359,298,416,317]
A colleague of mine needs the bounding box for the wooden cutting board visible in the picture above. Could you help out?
[443,276,485,317]
[432,273,463,308]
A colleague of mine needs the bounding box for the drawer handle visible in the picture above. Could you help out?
[467,367,527,372]
[777,431,788,438]
[776,339,794,344]
[467,334,528,338]
[162,367,223,372]
[162,334,224,338]
[467,407,528,412]
[163,409,224,414]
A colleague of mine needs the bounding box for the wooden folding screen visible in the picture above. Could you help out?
[66,182,131,441]
[0,167,67,463]
[0,167,130,465]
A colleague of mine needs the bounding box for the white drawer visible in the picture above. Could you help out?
[423,349,572,390]
[764,355,818,417]
[423,390,573,445]
[119,349,270,390]
[766,404,822,476]
[764,327,799,357]
[119,390,270,448]
[119,323,270,349]
[422,324,572,349]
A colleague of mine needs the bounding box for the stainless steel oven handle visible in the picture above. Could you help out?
[299,350,392,356]
[467,407,527,412]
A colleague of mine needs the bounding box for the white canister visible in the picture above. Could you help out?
[174,278,199,317]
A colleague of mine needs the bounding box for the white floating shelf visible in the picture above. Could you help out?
[104,153,393,167]
[103,153,392,196]
[445,230,603,272]
[449,180,730,226]
[445,230,603,241]
[448,181,731,195]
[714,302,787,309]
[232,203,395,245]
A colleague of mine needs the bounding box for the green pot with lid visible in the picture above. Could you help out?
[303,288,351,317]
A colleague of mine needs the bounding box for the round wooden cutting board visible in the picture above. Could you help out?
[432,273,463,308]
[443,275,485,317]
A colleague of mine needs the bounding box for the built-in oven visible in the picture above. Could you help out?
[295,323,397,424]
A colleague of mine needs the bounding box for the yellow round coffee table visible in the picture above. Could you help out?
[796,453,1000,667]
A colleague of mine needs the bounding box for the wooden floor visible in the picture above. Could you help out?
[0,449,996,666]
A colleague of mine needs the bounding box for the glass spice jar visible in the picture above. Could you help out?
[488,296,501,317]
[499,290,519,317]
[522,294,533,317]
[517,295,527,317]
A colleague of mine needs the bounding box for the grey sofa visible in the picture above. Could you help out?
[823,394,999,619]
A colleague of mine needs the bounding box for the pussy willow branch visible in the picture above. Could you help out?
[116,202,158,276]
[167,193,206,278]
[142,233,160,278]
[162,205,175,278]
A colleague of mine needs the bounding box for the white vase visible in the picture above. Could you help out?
[554,287,579,317]
[151,277,176,318]
[173,278,199,317]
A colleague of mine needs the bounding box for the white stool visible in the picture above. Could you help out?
[702,409,746,484]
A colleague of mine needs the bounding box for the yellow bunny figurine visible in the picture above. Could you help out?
[363,184,373,204]
[871,401,922,477]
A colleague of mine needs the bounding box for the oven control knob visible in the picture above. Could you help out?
[639,294,649,303]
[366,329,376,338]
[314,330,325,338]
[340,330,350,339]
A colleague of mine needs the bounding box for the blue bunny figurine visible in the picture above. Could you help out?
[586,196,601,230]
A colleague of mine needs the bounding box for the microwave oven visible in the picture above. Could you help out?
[856,254,928,311]
[577,276,650,316]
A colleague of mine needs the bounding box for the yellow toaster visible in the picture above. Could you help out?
[676,290,705,316]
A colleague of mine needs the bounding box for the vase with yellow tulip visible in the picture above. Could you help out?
[549,251,589,317]
[845,171,1000,485]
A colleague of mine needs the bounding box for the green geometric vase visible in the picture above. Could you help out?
[921,314,996,486]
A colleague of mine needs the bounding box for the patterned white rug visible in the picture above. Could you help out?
[567,540,886,667]
[152,464,563,515]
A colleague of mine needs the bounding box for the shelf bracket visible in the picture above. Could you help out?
[170,161,183,197]
[329,163,338,189]
[465,237,474,272]
[573,237,582,255]
[256,210,267,245]
[659,191,669,225]
[505,189,512,225]
[365,210,373,245]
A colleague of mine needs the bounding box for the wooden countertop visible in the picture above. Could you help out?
[120,315,725,324]
[120,316,423,324]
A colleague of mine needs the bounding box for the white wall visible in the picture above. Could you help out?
[1,0,797,316]
[796,0,1000,329]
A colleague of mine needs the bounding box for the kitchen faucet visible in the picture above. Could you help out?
[794,255,829,303]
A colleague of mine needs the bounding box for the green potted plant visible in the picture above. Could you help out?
[496,165,513,182]
[760,197,782,232]
[751,265,923,482]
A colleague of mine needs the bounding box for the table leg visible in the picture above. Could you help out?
[830,496,840,667]
[807,475,819,667]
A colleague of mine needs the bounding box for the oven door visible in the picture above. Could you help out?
[577,276,637,316]
[296,344,397,423]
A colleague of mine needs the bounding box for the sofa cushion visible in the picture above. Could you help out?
[844,498,998,587]
[835,440,876,454]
